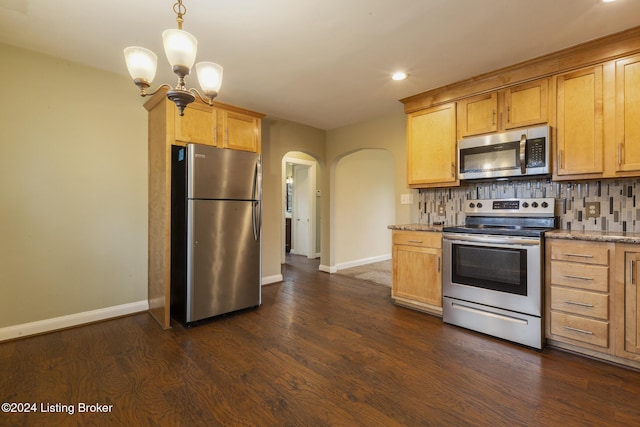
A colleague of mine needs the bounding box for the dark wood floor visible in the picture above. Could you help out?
[2,255,640,426]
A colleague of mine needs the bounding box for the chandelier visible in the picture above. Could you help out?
[123,0,223,116]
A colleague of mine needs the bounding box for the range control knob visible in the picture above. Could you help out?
[477,202,483,208]
[541,201,549,208]
[522,202,529,208]
[469,203,475,208]
[532,202,539,208]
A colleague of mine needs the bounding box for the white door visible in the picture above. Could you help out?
[293,165,310,256]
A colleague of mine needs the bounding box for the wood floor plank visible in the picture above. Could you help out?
[2,254,640,426]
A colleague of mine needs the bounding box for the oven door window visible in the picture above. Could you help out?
[451,243,527,295]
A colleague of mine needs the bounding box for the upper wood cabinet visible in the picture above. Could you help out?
[555,65,604,177]
[458,92,498,136]
[164,96,263,153]
[400,28,640,186]
[406,103,458,188]
[217,107,262,152]
[554,55,640,180]
[504,79,549,129]
[458,78,548,137]
[615,54,640,174]
[175,102,217,145]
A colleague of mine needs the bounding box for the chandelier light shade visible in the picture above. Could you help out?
[123,47,158,88]
[162,29,197,69]
[123,0,223,116]
[196,62,224,98]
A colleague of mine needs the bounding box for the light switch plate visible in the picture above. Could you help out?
[585,201,600,219]
[400,194,413,204]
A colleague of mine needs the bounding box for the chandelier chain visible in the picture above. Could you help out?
[173,0,187,30]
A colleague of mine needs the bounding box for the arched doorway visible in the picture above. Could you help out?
[282,152,320,263]
[333,149,395,270]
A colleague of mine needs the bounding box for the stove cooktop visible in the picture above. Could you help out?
[443,197,558,238]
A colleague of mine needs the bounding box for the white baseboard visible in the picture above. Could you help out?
[0,300,149,342]
[335,254,391,272]
[262,274,283,285]
[319,264,336,273]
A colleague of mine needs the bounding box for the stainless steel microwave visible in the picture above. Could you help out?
[457,125,550,180]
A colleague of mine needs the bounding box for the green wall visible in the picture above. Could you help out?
[0,43,148,328]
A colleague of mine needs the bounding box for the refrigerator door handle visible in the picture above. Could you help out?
[252,158,262,241]
[252,200,262,240]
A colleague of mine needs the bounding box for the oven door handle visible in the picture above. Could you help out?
[443,233,540,247]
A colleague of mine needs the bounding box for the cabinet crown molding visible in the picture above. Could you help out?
[401,25,640,113]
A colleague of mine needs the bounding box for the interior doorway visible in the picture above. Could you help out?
[293,164,311,256]
[282,153,319,263]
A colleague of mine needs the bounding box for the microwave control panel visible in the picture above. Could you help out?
[526,138,546,168]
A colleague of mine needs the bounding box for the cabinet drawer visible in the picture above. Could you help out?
[549,240,610,265]
[550,286,608,320]
[550,311,609,348]
[392,231,441,248]
[550,261,609,292]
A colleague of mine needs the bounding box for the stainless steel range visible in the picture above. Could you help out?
[442,198,557,349]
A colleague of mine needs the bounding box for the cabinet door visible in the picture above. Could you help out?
[175,103,216,145]
[458,92,498,137]
[392,245,442,307]
[407,103,458,187]
[615,55,640,173]
[556,66,604,176]
[221,110,260,152]
[624,251,640,356]
[504,79,548,129]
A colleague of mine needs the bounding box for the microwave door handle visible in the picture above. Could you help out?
[519,134,527,174]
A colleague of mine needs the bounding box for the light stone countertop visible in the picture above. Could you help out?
[545,229,640,244]
[387,224,444,232]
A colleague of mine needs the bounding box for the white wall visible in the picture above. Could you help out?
[334,149,394,268]
[261,118,326,281]
[0,43,148,330]
[324,111,414,270]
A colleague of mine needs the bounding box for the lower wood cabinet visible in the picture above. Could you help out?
[391,230,442,316]
[615,246,640,362]
[546,238,640,369]
[546,239,613,353]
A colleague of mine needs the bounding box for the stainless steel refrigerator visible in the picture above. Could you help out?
[171,143,262,325]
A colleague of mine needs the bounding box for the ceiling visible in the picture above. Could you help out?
[1,0,640,130]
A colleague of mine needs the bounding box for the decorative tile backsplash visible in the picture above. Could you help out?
[418,178,640,233]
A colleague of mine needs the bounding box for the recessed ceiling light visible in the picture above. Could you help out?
[392,71,408,81]
[601,0,616,3]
